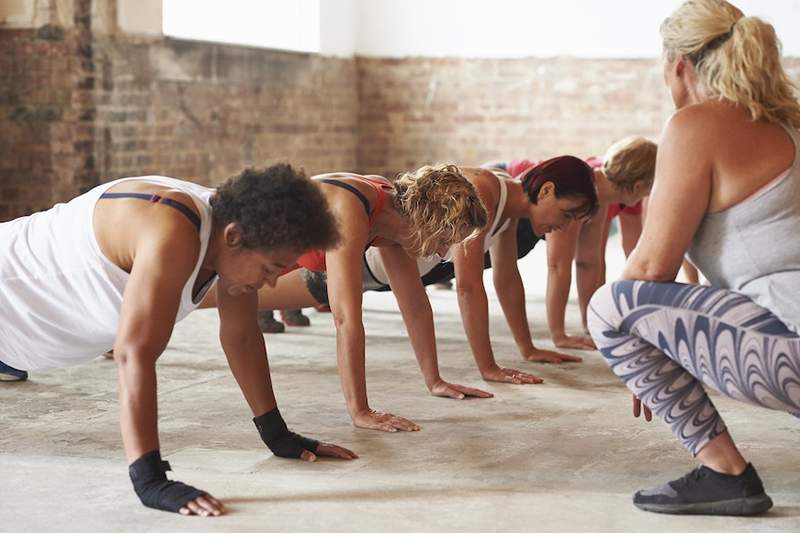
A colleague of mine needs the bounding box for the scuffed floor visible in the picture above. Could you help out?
[2,246,799,532]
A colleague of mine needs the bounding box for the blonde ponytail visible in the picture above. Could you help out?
[661,0,800,128]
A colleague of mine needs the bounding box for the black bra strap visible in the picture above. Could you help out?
[99,192,201,231]
[318,179,371,217]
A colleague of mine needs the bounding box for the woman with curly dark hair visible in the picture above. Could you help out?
[204,164,492,433]
[0,164,356,517]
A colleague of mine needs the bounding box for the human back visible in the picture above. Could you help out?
[0,175,215,371]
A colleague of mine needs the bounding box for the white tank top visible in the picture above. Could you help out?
[364,170,511,285]
[0,176,217,371]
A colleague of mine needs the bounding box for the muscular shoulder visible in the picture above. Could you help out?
[460,167,500,210]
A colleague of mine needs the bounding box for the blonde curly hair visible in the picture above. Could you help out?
[661,0,800,128]
[393,164,488,256]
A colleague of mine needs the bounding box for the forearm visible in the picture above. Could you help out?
[456,284,496,374]
[335,320,369,418]
[546,268,571,338]
[116,353,159,463]
[397,301,442,388]
[575,263,602,330]
[494,275,535,355]
[222,332,277,417]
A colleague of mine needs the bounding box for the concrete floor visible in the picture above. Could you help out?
[2,239,799,532]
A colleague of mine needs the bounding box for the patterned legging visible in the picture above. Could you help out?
[587,280,800,456]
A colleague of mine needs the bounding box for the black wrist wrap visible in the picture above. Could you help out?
[253,407,319,458]
[129,450,206,513]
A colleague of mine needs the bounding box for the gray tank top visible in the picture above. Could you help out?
[687,124,800,332]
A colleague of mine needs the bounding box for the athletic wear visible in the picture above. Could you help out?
[296,175,393,273]
[363,169,518,290]
[633,463,772,516]
[0,359,28,381]
[253,406,320,458]
[0,176,217,371]
[686,129,800,333]
[589,280,800,457]
[588,125,800,466]
[129,449,208,514]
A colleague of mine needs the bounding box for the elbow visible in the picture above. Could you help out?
[332,309,363,333]
[624,259,678,282]
[112,341,161,368]
[455,282,480,299]
[574,259,598,272]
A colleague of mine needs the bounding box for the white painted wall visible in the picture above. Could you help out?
[162,0,320,52]
[320,0,358,56]
[355,0,800,58]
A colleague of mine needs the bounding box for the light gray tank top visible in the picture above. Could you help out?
[687,124,800,332]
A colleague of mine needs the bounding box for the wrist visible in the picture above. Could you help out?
[253,407,290,447]
[424,373,443,390]
[479,362,501,376]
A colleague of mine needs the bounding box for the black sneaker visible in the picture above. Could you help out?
[258,311,285,334]
[634,463,773,516]
[0,359,28,382]
[280,309,311,327]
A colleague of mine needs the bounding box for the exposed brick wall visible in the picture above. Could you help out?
[356,56,800,177]
[91,37,358,189]
[1,16,799,222]
[0,26,358,220]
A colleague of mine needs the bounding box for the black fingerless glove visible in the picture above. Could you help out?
[253,407,319,458]
[129,449,207,513]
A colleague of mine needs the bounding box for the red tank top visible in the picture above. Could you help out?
[293,175,393,273]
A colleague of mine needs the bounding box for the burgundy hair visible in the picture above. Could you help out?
[521,155,599,219]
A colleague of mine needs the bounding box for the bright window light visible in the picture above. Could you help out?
[163,0,320,52]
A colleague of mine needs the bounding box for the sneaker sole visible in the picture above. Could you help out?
[0,373,28,382]
[635,494,773,516]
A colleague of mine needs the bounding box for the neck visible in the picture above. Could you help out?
[593,168,621,205]
[506,181,531,218]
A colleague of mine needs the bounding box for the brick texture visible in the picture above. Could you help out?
[1,18,799,220]
[356,56,800,177]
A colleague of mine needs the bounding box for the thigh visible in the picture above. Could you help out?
[592,280,800,414]
[257,269,320,310]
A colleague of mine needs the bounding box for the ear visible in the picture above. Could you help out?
[537,181,555,202]
[223,223,243,247]
[675,56,687,78]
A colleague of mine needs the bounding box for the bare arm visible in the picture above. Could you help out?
[618,211,643,258]
[453,226,543,384]
[326,210,419,432]
[574,213,606,341]
[216,282,277,417]
[216,279,358,461]
[490,218,533,354]
[380,245,492,399]
[623,114,711,281]
[545,223,584,344]
[115,220,198,464]
[114,214,224,516]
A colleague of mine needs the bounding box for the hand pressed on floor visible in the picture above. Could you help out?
[179,494,225,517]
[481,365,543,385]
[299,442,359,462]
[353,408,421,432]
[429,379,494,400]
[524,346,584,363]
[551,334,596,351]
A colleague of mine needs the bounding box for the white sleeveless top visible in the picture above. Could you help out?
[0,176,217,371]
[365,170,512,285]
